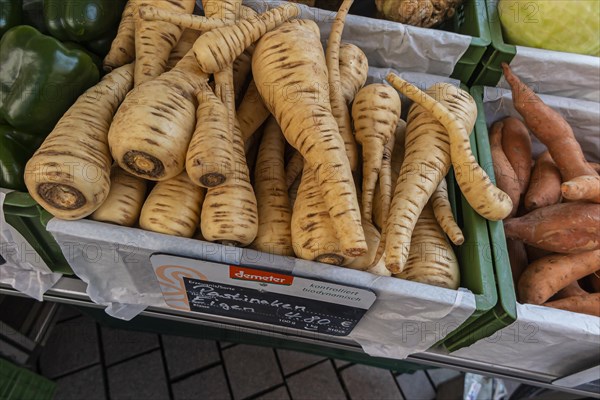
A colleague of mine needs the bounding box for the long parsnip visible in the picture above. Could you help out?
[251,117,293,256]
[339,43,368,104]
[253,19,366,257]
[103,0,137,72]
[326,0,358,172]
[166,29,201,70]
[352,84,401,222]
[285,151,304,190]
[25,64,134,220]
[137,4,227,30]
[431,179,464,245]
[238,80,270,144]
[387,73,513,221]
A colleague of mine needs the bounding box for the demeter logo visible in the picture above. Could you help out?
[229,266,294,285]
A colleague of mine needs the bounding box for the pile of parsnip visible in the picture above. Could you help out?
[24,0,512,291]
[492,64,600,317]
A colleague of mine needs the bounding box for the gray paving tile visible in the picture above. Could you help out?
[172,366,231,400]
[255,386,290,400]
[427,369,462,387]
[162,334,220,379]
[54,365,106,400]
[342,364,403,400]
[39,316,100,378]
[286,362,346,400]
[276,349,326,375]
[396,370,436,400]
[101,326,160,365]
[223,345,283,399]
[107,350,170,400]
[334,359,351,369]
[55,305,82,322]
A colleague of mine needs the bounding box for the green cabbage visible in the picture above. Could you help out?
[498,0,600,57]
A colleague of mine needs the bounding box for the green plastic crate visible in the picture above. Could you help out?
[0,358,56,400]
[449,0,492,83]
[442,86,518,351]
[470,0,518,86]
[3,191,72,275]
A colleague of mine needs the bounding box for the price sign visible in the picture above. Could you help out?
[151,254,376,336]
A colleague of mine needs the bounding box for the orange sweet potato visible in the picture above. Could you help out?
[524,151,562,211]
[502,63,597,181]
[507,239,528,286]
[525,245,552,263]
[504,203,600,253]
[518,250,600,304]
[490,120,520,217]
[500,117,532,196]
[561,175,600,204]
[590,162,600,174]
[544,293,600,317]
[553,281,588,300]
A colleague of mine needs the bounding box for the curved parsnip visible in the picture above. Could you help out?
[166,29,201,70]
[288,173,301,210]
[352,84,401,222]
[140,172,205,238]
[194,4,300,74]
[103,0,137,72]
[339,43,368,104]
[251,118,293,256]
[292,167,351,266]
[25,64,134,220]
[186,83,234,188]
[346,219,380,270]
[233,48,254,104]
[138,4,228,30]
[431,179,464,245]
[90,166,147,226]
[285,152,304,190]
[109,52,208,181]
[134,0,196,86]
[254,19,366,257]
[395,204,460,290]
[384,83,476,273]
[326,0,358,172]
[201,121,258,246]
[387,73,513,222]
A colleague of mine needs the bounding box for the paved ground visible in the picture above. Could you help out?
[37,305,518,400]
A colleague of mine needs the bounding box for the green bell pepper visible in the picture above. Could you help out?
[22,0,47,33]
[0,125,43,191]
[0,25,99,136]
[0,0,22,36]
[43,0,125,43]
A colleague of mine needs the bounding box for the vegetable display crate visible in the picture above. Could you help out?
[3,191,72,275]
[448,0,492,83]
[441,86,518,351]
[344,0,491,83]
[471,0,600,89]
[0,357,56,400]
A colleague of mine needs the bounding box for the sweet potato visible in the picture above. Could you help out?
[544,293,600,317]
[561,175,600,203]
[553,281,588,300]
[525,245,552,263]
[588,273,600,293]
[590,162,600,174]
[504,202,600,253]
[507,239,528,286]
[518,250,600,304]
[502,63,597,181]
[524,151,562,211]
[500,117,532,195]
[490,120,520,217]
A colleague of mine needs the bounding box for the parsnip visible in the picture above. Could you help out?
[25,64,134,220]
[326,0,358,172]
[395,203,460,290]
[166,29,201,70]
[285,151,304,190]
[253,19,366,257]
[201,120,258,246]
[431,179,464,245]
[90,166,147,226]
[251,118,293,256]
[186,83,234,188]
[387,73,513,221]
[238,80,270,144]
[140,172,205,238]
[339,43,368,104]
[352,84,401,222]
[346,219,381,270]
[134,0,196,86]
[103,0,137,72]
[137,4,227,30]
[109,52,208,181]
